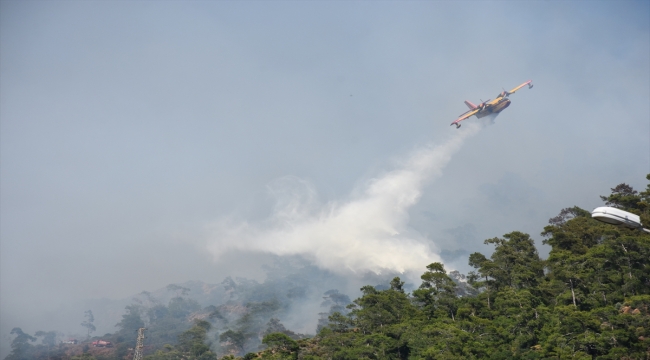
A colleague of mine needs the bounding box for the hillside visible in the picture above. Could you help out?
[4,176,650,360]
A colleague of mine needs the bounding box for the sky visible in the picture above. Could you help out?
[1,0,649,353]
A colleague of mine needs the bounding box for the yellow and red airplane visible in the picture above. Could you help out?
[450,80,533,129]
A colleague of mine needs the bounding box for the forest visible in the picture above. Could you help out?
[4,176,650,360]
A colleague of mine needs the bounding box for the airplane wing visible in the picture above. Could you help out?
[450,109,479,127]
[506,80,533,95]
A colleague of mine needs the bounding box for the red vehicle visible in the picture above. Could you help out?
[92,340,113,347]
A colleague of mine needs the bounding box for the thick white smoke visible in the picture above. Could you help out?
[206,123,481,275]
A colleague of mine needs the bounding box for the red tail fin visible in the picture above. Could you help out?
[464,100,477,110]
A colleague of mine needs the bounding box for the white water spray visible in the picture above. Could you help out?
[206,123,481,275]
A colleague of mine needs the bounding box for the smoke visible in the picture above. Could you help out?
[206,123,481,276]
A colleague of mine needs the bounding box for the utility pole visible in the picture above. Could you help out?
[133,327,146,360]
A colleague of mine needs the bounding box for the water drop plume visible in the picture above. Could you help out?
[206,123,481,275]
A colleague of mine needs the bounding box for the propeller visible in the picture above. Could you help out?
[478,99,490,110]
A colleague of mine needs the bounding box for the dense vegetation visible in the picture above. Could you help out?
[5,176,650,359]
[287,176,649,359]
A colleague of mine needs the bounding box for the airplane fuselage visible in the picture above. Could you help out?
[451,80,531,128]
[475,98,510,118]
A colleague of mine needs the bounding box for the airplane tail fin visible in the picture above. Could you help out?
[464,100,477,110]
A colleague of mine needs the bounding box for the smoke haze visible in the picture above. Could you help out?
[2,1,648,357]
[207,124,481,275]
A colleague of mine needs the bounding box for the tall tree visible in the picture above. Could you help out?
[261,333,298,355]
[219,330,246,355]
[116,305,145,341]
[639,174,650,227]
[413,263,458,321]
[348,282,416,334]
[468,231,544,311]
[600,183,644,212]
[80,310,96,339]
[176,320,216,359]
[5,328,36,360]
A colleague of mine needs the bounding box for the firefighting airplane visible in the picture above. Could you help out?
[450,80,533,128]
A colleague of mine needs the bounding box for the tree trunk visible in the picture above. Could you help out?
[569,279,577,307]
[485,276,491,309]
[621,244,632,279]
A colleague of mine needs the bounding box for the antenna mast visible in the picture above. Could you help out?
[133,327,146,360]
